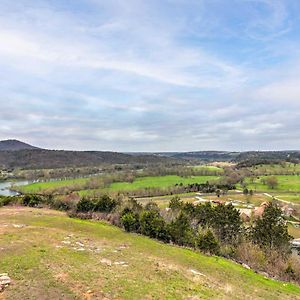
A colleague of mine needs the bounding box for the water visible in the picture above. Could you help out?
[0,180,28,196]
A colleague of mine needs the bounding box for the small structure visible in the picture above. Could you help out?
[281,205,294,217]
[239,208,252,222]
[254,202,268,218]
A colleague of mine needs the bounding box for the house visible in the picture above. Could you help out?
[254,202,268,218]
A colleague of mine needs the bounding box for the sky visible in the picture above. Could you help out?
[0,0,300,152]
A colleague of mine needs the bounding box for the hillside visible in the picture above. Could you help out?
[0,207,299,299]
[0,149,177,169]
[158,151,240,161]
[0,140,38,151]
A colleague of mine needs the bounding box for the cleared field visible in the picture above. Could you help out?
[18,177,91,193]
[244,175,300,192]
[78,175,219,196]
[274,193,300,204]
[0,207,299,299]
[249,163,300,175]
[192,165,224,173]
[136,193,197,208]
[109,175,217,191]
[19,175,219,196]
[202,193,270,206]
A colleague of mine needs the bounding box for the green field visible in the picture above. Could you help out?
[20,175,219,195]
[192,165,224,172]
[249,163,300,175]
[244,175,300,192]
[109,175,217,191]
[273,193,300,204]
[0,207,299,299]
[18,177,91,193]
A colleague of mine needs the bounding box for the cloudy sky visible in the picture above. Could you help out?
[0,0,300,151]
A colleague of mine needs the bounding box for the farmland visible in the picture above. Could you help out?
[18,175,220,196]
[244,175,300,192]
[0,207,299,300]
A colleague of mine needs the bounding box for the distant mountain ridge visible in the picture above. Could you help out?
[0,139,39,151]
[0,140,299,169]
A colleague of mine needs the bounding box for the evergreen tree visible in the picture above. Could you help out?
[212,204,242,245]
[168,212,194,246]
[251,203,292,253]
[196,229,220,255]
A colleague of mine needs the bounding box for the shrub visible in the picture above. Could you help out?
[168,212,194,246]
[22,195,43,207]
[140,210,169,241]
[121,211,140,232]
[0,196,13,207]
[196,229,220,255]
[169,196,183,210]
[76,197,95,212]
[94,195,117,213]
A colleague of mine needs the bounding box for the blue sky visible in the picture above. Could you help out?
[0,0,300,151]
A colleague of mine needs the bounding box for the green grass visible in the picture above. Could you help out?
[79,175,219,197]
[274,193,300,204]
[192,165,224,172]
[19,175,219,196]
[244,175,300,193]
[109,175,217,191]
[0,207,299,299]
[18,177,91,193]
[249,163,300,175]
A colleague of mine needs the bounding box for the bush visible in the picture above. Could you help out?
[51,197,76,211]
[196,229,220,255]
[121,211,140,232]
[22,195,43,207]
[140,210,169,241]
[76,197,95,212]
[94,195,117,213]
[169,196,183,210]
[168,213,194,246]
[0,196,13,207]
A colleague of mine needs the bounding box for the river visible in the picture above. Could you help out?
[0,180,29,196]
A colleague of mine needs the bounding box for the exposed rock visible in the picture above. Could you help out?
[242,263,251,270]
[100,258,112,266]
[12,224,26,228]
[190,269,206,277]
[0,273,11,292]
[114,261,128,267]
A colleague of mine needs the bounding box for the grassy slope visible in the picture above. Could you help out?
[0,207,300,300]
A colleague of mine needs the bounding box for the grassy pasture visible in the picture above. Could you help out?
[192,165,224,172]
[136,193,197,208]
[18,177,91,194]
[19,175,219,196]
[0,207,299,299]
[249,163,300,175]
[273,193,300,204]
[108,175,217,191]
[244,175,300,193]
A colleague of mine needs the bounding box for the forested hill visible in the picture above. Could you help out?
[0,139,39,151]
[0,149,177,169]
